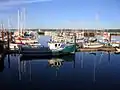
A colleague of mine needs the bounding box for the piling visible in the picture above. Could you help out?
[1,31,4,41]
[74,33,77,52]
[10,32,12,42]
[7,31,10,50]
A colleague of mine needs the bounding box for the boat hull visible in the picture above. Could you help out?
[20,46,75,58]
[50,44,76,54]
[83,43,103,48]
[20,42,76,58]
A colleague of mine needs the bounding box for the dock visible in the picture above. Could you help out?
[7,49,75,57]
[79,47,116,52]
[7,46,117,54]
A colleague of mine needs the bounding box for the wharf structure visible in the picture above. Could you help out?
[44,30,104,41]
[0,28,120,53]
[44,29,120,41]
[43,29,119,52]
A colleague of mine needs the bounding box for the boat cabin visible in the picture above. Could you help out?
[48,42,65,50]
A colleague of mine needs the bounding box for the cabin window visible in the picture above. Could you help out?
[55,62,57,65]
[60,44,65,48]
[55,44,57,47]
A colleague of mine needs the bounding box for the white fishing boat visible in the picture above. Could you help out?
[110,43,120,48]
[83,42,103,48]
[48,41,76,54]
[10,43,19,50]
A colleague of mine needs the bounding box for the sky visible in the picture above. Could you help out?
[0,0,120,29]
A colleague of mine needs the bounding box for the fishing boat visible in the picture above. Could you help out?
[14,35,38,44]
[89,37,97,42]
[19,43,53,58]
[83,42,104,48]
[20,41,76,58]
[9,43,20,50]
[10,36,38,50]
[48,41,76,54]
[110,43,120,48]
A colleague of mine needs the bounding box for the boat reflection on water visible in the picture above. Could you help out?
[19,54,75,80]
[48,58,64,68]
[89,51,111,82]
[20,53,75,61]
[0,54,5,72]
[48,58,64,77]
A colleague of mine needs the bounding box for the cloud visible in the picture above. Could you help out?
[0,0,52,10]
[95,12,99,21]
[1,0,52,6]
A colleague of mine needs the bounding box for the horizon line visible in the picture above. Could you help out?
[1,28,120,30]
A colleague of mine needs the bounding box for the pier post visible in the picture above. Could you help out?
[74,33,76,52]
[1,31,4,41]
[7,31,10,50]
[109,34,111,42]
[10,32,12,42]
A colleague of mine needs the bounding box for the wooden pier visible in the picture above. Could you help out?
[79,47,116,52]
[7,46,117,55]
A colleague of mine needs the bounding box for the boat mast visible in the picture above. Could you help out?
[20,8,26,36]
[20,9,23,36]
[1,21,5,32]
[7,18,10,50]
[23,8,26,33]
[18,9,20,36]
[8,17,10,31]
[95,12,99,35]
[0,21,3,30]
[1,20,4,41]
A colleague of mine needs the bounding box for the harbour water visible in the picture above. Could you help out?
[0,36,120,90]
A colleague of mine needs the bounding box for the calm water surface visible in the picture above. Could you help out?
[0,36,120,90]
